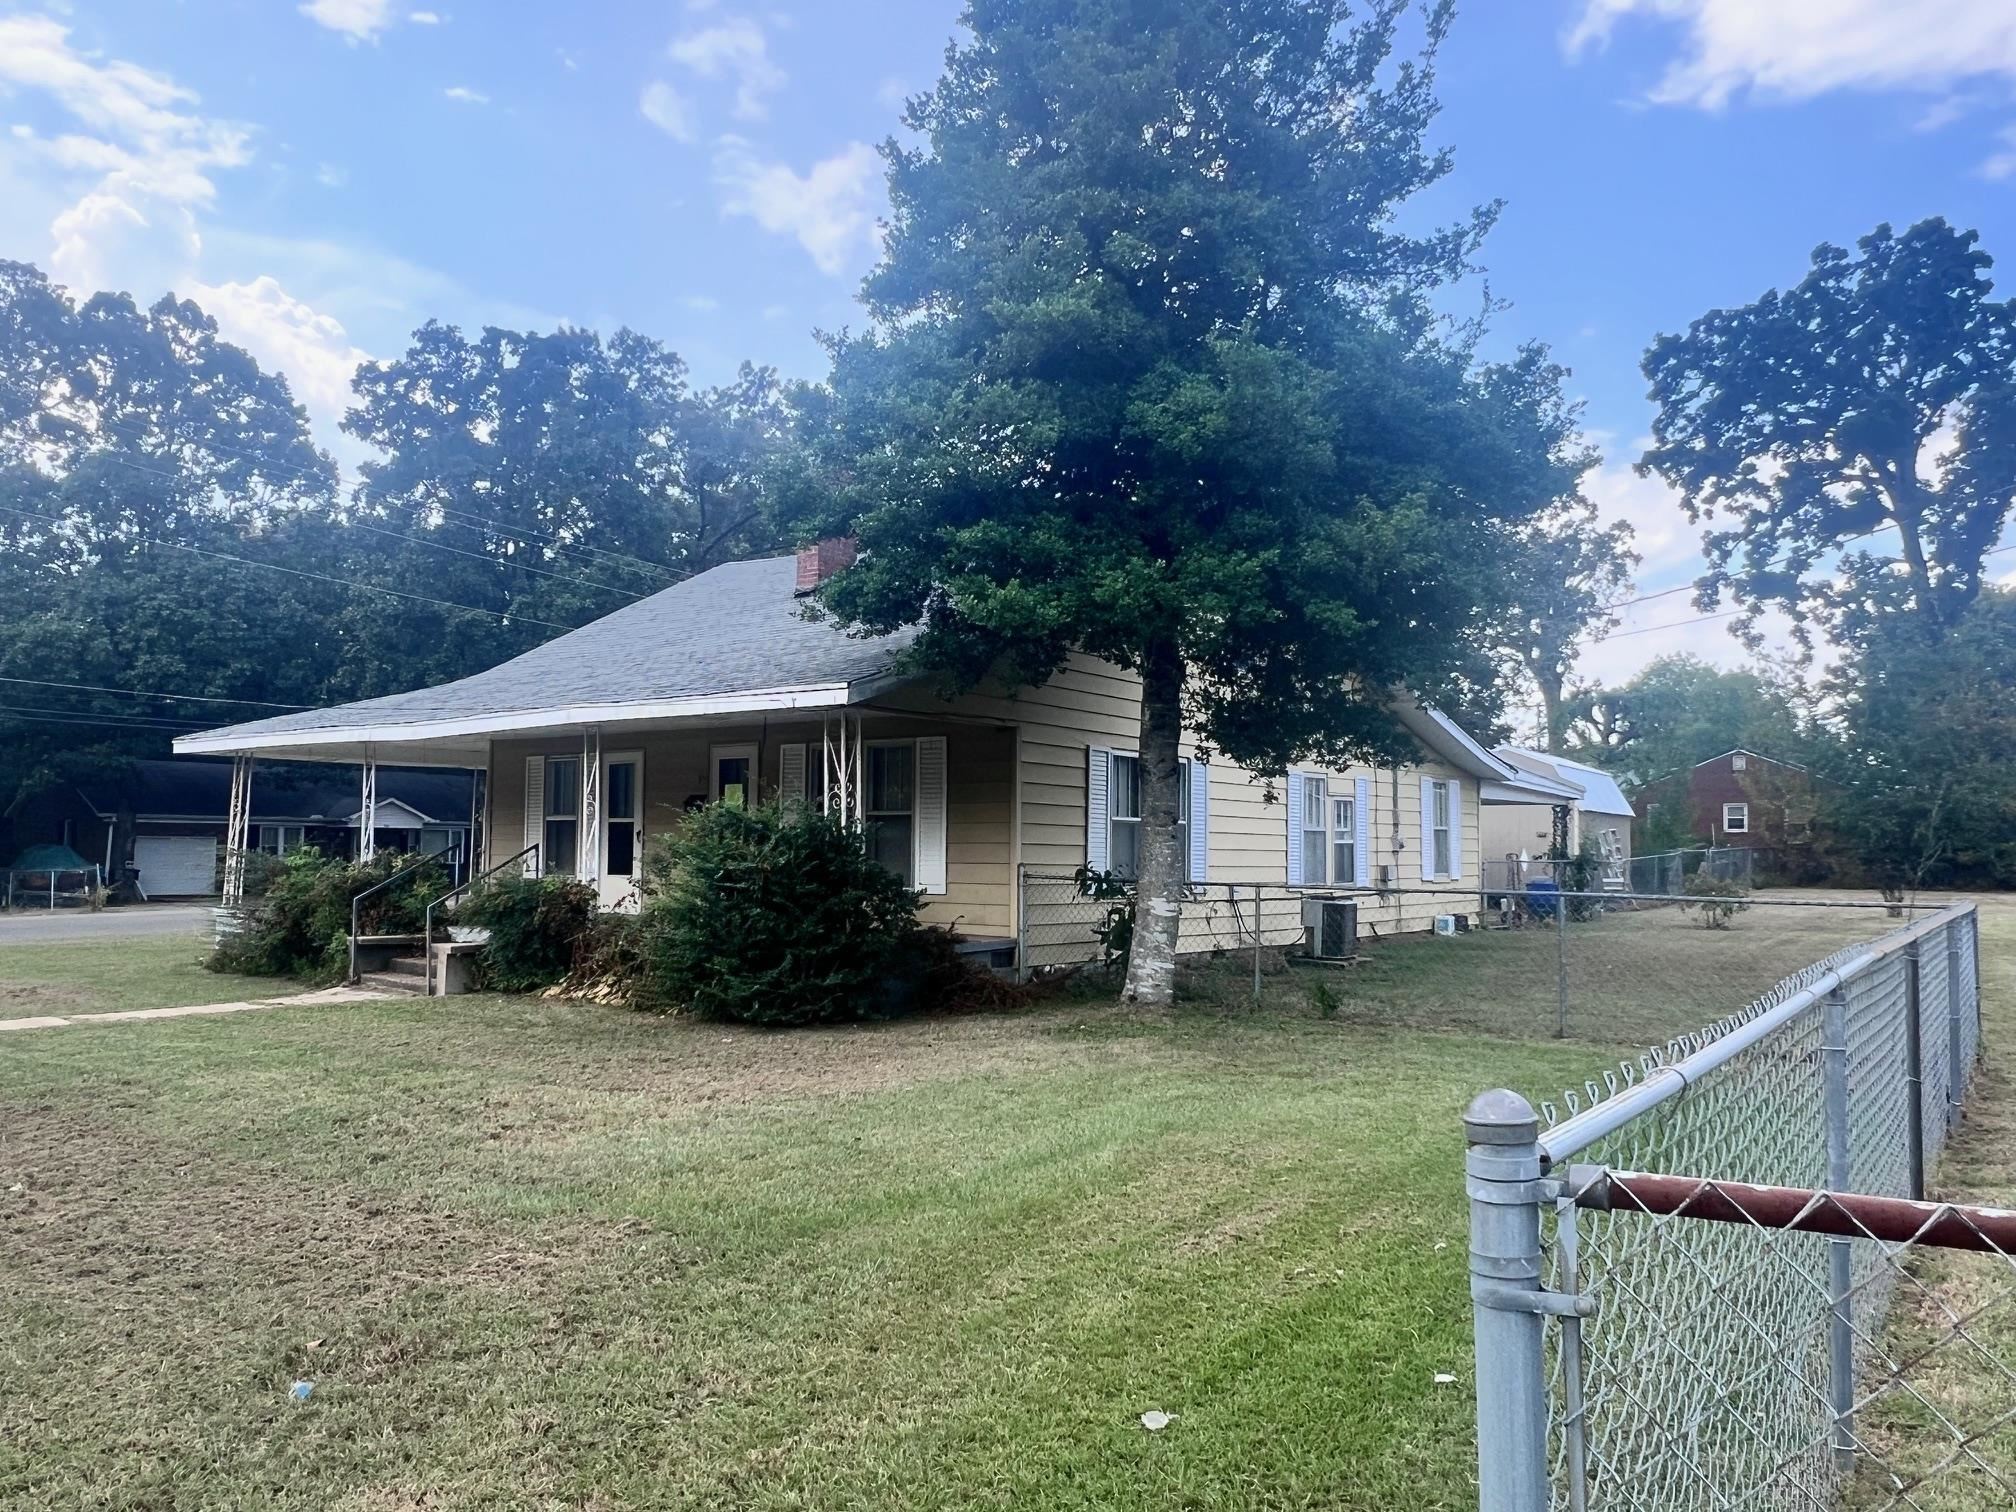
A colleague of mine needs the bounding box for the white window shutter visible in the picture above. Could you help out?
[1420,776,1437,881]
[1285,771,1306,883]
[915,736,948,895]
[1187,759,1209,883]
[779,743,808,805]
[1447,779,1464,882]
[1086,748,1112,872]
[522,756,544,875]
[1354,776,1372,887]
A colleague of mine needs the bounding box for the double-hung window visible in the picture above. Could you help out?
[258,824,305,855]
[1723,802,1749,835]
[1331,790,1356,886]
[1105,754,1194,883]
[1299,776,1330,885]
[544,756,580,877]
[864,742,917,889]
[1430,779,1453,879]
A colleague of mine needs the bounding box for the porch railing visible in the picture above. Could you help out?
[420,844,538,997]
[346,851,450,985]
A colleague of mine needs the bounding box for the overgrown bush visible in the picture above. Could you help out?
[457,873,598,991]
[1680,874,1750,930]
[210,850,447,981]
[639,801,932,1026]
[1073,866,1135,971]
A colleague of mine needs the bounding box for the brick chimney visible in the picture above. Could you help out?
[794,535,858,595]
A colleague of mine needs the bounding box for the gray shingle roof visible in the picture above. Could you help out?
[187,555,916,745]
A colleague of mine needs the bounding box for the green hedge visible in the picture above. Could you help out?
[457,874,598,991]
[210,850,448,982]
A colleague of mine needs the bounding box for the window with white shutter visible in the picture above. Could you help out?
[1186,758,1209,883]
[522,756,544,876]
[1086,748,1112,873]
[914,736,948,895]
[779,743,808,805]
[1353,776,1372,886]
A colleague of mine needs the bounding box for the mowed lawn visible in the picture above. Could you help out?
[0,933,292,1020]
[0,896,2006,1510]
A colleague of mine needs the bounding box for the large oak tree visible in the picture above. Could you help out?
[1642,218,2016,646]
[788,0,1584,1003]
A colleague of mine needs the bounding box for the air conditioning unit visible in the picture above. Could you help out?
[1302,898,1359,960]
[1434,913,1472,936]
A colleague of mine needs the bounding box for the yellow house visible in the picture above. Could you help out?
[178,543,1552,974]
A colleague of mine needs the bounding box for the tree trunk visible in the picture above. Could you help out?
[1121,639,1185,1008]
[1535,670,1565,754]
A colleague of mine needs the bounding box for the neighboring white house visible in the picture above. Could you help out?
[1480,746,1637,885]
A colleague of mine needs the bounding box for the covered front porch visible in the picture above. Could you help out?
[181,703,1020,962]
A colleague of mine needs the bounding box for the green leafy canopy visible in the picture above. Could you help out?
[782,0,1589,776]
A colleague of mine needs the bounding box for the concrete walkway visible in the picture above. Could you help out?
[0,985,392,1033]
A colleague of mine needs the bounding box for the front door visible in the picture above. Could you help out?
[600,751,643,910]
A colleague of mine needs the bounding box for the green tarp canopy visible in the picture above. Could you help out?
[7,844,93,872]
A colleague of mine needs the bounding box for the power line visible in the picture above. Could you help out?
[0,501,578,635]
[432,503,693,585]
[0,703,209,730]
[0,675,309,710]
[342,517,643,599]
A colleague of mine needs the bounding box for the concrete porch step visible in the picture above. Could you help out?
[357,969,427,996]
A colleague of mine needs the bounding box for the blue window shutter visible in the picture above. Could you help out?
[1086,748,1111,872]
[1354,776,1371,886]
[1285,771,1306,884]
[1187,759,1209,883]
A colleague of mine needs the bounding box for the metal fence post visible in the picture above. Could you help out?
[1904,938,1926,1202]
[1466,1090,1550,1512]
[1555,893,1569,1039]
[1822,984,1856,1473]
[1251,885,1262,1007]
[1945,919,1965,1129]
[1015,864,1029,984]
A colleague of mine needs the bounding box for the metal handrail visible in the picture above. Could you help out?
[347,851,453,984]
[421,843,539,997]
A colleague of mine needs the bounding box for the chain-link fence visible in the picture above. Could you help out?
[1019,867,1932,1045]
[1464,903,1999,1511]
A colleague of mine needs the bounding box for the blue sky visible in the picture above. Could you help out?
[1,0,2013,700]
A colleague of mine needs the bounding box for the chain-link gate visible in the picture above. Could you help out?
[1465,904,2000,1511]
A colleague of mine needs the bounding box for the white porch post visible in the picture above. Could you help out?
[359,752,378,863]
[467,762,488,885]
[222,754,253,906]
[822,712,862,824]
[579,727,602,885]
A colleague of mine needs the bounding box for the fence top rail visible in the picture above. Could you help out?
[1538,901,1977,1168]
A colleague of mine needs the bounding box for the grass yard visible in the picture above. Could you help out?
[0,895,2007,1509]
[0,933,293,1020]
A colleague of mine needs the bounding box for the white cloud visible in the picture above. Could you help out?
[442,85,488,105]
[876,76,910,112]
[760,302,789,320]
[680,294,719,311]
[670,17,785,121]
[1984,124,2016,180]
[186,274,372,434]
[316,162,349,189]
[639,80,696,142]
[713,136,880,275]
[1567,0,2016,110]
[1581,441,1697,579]
[409,9,443,23]
[300,0,397,43]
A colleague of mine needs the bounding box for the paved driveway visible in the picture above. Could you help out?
[0,904,214,944]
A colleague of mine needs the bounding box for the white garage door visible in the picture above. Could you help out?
[133,835,218,897]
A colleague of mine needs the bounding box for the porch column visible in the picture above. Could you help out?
[222,754,253,906]
[579,727,602,886]
[467,762,488,885]
[359,753,378,863]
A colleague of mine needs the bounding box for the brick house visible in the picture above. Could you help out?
[1634,749,1818,849]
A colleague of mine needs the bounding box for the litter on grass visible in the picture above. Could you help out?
[1139,1410,1175,1432]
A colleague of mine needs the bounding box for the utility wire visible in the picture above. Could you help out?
[0,703,209,730]
[342,517,643,599]
[0,501,578,635]
[0,675,309,709]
